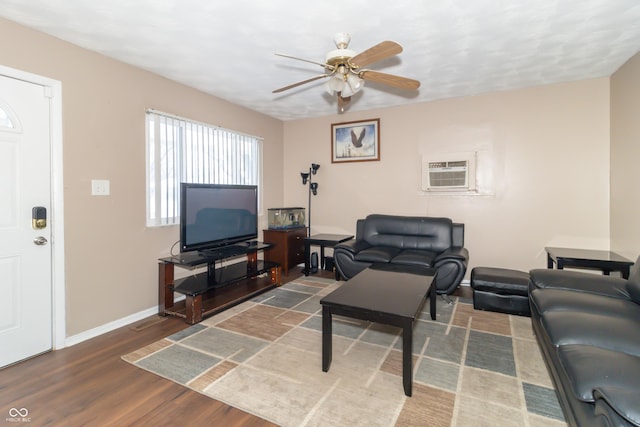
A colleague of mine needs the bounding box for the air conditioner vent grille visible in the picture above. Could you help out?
[422,157,476,192]
[428,169,467,187]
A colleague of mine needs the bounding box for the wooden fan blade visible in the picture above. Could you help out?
[274,53,331,69]
[272,74,330,93]
[349,41,403,69]
[359,70,421,90]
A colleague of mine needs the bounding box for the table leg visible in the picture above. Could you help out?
[402,319,413,397]
[185,295,203,325]
[158,262,174,316]
[622,267,630,280]
[322,305,332,372]
[270,265,282,286]
[246,251,257,272]
[320,245,325,269]
[547,253,553,269]
[304,241,311,276]
[430,282,436,321]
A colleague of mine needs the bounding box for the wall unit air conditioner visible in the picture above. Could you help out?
[422,155,476,192]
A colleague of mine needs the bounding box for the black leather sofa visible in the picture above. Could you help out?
[529,259,640,427]
[333,214,469,294]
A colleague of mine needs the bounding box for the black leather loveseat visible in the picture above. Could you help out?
[529,258,640,427]
[333,214,469,294]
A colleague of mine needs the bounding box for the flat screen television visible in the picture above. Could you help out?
[180,183,258,253]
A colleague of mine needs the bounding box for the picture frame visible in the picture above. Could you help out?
[331,118,380,163]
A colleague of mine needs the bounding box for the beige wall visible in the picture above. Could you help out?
[0,18,284,336]
[611,52,640,261]
[283,79,611,273]
[3,15,636,339]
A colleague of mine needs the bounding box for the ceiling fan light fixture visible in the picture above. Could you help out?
[341,87,353,98]
[340,72,364,97]
[341,81,356,97]
[346,73,364,91]
[326,74,345,95]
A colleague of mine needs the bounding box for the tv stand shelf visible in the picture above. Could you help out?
[158,242,281,324]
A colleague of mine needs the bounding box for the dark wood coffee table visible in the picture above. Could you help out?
[320,264,436,397]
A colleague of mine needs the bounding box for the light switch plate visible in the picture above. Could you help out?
[91,179,110,196]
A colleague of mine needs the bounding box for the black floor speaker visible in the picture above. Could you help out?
[310,252,318,274]
[324,256,335,272]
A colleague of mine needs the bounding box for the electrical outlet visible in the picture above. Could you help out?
[91,179,110,196]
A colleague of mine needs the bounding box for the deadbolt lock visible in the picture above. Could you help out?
[32,206,47,230]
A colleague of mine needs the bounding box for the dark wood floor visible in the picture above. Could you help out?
[0,267,470,426]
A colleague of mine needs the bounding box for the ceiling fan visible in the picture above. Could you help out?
[273,33,421,113]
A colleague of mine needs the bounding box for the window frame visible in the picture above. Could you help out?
[145,109,262,227]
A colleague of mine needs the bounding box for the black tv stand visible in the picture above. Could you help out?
[158,242,281,324]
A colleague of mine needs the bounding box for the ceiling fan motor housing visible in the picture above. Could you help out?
[325,48,356,67]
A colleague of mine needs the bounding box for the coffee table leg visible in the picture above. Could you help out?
[322,305,332,372]
[402,319,412,397]
[430,282,436,321]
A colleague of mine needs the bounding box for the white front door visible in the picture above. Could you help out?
[0,74,53,367]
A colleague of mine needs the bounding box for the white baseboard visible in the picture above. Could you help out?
[65,305,161,348]
[460,279,470,286]
[65,294,187,348]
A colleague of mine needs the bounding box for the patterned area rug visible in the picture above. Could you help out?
[123,277,567,427]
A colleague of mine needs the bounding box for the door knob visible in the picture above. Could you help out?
[33,236,48,245]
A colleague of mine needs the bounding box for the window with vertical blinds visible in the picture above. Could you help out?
[146,109,261,227]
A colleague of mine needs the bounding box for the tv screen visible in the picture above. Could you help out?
[180,183,258,252]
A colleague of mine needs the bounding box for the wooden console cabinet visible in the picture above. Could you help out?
[263,228,307,276]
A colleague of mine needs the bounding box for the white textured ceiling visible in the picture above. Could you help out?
[1,0,639,121]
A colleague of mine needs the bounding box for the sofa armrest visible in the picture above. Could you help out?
[431,246,468,294]
[334,239,372,255]
[433,246,469,264]
[452,223,465,247]
[529,268,630,299]
[355,219,366,240]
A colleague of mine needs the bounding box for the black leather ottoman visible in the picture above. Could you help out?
[470,267,531,316]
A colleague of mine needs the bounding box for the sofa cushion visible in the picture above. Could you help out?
[471,267,530,296]
[354,246,401,263]
[557,345,640,403]
[594,387,640,426]
[391,249,437,267]
[362,214,452,252]
[540,311,640,356]
[530,288,640,319]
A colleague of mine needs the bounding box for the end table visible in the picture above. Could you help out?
[304,233,354,277]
